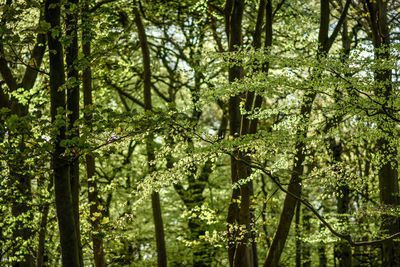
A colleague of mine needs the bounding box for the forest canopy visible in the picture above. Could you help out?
[1,0,400,266]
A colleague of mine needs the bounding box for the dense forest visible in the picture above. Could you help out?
[1,0,400,266]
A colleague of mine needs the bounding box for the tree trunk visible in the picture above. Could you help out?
[134,7,167,267]
[65,0,83,265]
[295,200,301,267]
[318,239,327,267]
[263,1,350,265]
[36,203,50,267]
[365,1,400,265]
[302,208,311,267]
[331,17,352,267]
[82,1,107,265]
[332,139,352,267]
[224,0,245,265]
[45,0,80,266]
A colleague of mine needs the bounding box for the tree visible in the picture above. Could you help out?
[2,0,400,266]
[45,0,81,265]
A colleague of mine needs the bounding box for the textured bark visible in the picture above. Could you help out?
[65,0,83,265]
[82,1,107,265]
[134,7,167,267]
[365,1,400,265]
[46,0,80,266]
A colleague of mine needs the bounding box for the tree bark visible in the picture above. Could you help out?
[46,0,80,266]
[36,203,50,267]
[224,0,245,265]
[65,0,83,265]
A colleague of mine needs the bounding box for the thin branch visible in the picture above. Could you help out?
[325,0,351,50]
[272,0,286,18]
[238,157,400,247]
[151,84,169,102]
[104,77,145,108]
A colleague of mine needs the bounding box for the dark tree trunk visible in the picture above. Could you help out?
[302,208,311,267]
[45,0,80,266]
[224,0,245,265]
[82,0,107,265]
[332,139,352,267]
[232,1,270,266]
[65,0,83,265]
[295,200,301,267]
[330,17,352,267]
[36,203,50,267]
[364,0,400,265]
[134,7,167,267]
[318,239,327,267]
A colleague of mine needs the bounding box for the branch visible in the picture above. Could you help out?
[325,0,351,50]
[104,77,145,108]
[151,84,169,102]
[272,0,286,18]
[21,32,47,89]
[0,46,18,91]
[238,157,400,247]
[208,4,225,52]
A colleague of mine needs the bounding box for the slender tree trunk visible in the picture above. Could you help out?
[45,0,80,266]
[263,1,350,265]
[36,170,53,267]
[332,138,352,267]
[230,1,274,265]
[364,1,400,265]
[318,237,327,267]
[302,208,311,267]
[329,17,352,267]
[65,0,83,265]
[354,151,371,266]
[36,203,50,267]
[82,1,107,265]
[134,7,167,267]
[224,0,245,265]
[295,200,301,267]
